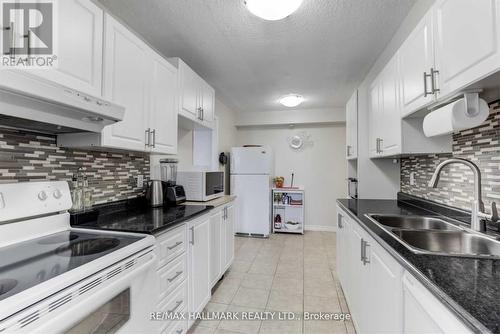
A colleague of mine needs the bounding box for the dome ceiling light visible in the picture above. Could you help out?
[279,94,305,108]
[244,0,304,21]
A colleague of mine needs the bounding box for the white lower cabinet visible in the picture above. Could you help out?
[336,205,471,334]
[209,203,236,288]
[188,216,211,326]
[402,272,471,334]
[209,210,223,287]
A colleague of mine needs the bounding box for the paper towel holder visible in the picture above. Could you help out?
[427,89,483,116]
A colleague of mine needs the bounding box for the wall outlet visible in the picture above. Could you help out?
[137,175,144,188]
[409,172,416,186]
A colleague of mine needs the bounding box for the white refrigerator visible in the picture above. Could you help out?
[230,146,274,237]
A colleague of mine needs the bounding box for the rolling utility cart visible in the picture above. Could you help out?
[272,188,305,234]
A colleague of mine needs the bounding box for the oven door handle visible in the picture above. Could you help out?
[14,252,157,334]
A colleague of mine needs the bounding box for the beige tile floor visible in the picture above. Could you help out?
[188,232,356,334]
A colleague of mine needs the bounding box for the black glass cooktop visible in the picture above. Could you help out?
[70,198,212,235]
[0,231,141,302]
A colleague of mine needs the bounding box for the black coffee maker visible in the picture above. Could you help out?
[159,159,186,205]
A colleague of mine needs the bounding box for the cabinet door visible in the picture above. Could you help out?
[188,218,211,319]
[368,80,382,158]
[336,210,350,291]
[403,272,471,334]
[150,54,178,154]
[346,223,366,331]
[365,243,403,333]
[345,91,358,159]
[434,0,500,98]
[179,62,200,118]
[102,14,149,151]
[201,81,215,125]
[225,205,235,269]
[209,210,223,287]
[26,0,103,97]
[399,11,435,117]
[379,55,401,157]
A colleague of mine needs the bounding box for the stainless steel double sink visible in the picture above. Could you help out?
[365,214,500,259]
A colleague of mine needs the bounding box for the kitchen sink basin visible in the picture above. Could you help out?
[367,214,462,231]
[392,230,500,258]
[365,214,500,259]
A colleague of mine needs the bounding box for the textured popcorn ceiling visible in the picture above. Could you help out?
[98,0,415,112]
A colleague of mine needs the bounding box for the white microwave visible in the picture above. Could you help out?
[177,171,225,202]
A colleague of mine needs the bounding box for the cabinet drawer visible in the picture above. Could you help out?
[156,225,187,268]
[159,281,189,332]
[158,253,188,300]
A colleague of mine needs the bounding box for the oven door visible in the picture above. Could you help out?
[204,172,224,201]
[5,250,156,334]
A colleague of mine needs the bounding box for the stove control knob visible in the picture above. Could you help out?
[53,189,63,199]
[38,191,48,201]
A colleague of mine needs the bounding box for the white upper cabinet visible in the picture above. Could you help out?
[101,14,150,151]
[369,54,451,159]
[433,0,500,98]
[200,81,215,125]
[149,53,178,155]
[179,60,200,118]
[399,11,436,117]
[346,90,358,160]
[25,0,103,97]
[170,58,215,128]
[379,55,401,156]
[368,75,383,157]
[59,14,179,154]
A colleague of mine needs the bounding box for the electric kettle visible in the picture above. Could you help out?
[146,180,163,207]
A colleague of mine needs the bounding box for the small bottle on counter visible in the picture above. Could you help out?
[70,173,82,212]
[83,175,92,211]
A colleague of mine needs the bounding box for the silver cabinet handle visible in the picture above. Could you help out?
[175,329,183,334]
[361,239,370,265]
[190,226,195,245]
[167,241,183,250]
[197,107,202,120]
[24,30,30,58]
[376,138,384,154]
[360,238,364,262]
[3,23,14,56]
[201,108,204,121]
[151,129,156,148]
[168,300,183,313]
[167,271,183,282]
[430,68,440,94]
[337,214,343,229]
[145,128,151,147]
[224,207,227,220]
[423,71,433,97]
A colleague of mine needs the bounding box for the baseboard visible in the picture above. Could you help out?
[305,225,336,232]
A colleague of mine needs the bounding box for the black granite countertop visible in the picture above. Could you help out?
[337,194,500,334]
[71,198,213,235]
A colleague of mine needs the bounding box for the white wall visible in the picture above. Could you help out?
[236,108,345,127]
[237,124,347,231]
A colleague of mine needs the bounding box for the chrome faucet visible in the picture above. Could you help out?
[428,158,498,232]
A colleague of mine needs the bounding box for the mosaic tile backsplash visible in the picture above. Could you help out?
[401,100,500,214]
[0,127,150,205]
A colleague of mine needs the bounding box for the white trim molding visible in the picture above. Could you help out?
[305,225,336,232]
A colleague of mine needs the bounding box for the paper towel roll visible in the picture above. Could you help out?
[423,97,489,137]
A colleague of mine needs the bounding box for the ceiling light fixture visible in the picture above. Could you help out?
[244,0,303,21]
[279,94,305,108]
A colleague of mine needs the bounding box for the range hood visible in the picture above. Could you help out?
[0,71,125,134]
